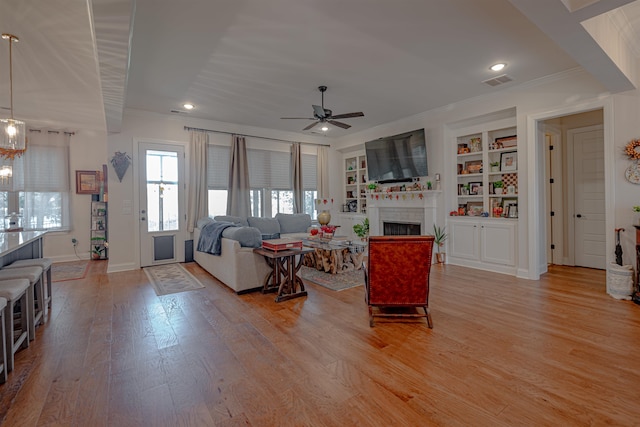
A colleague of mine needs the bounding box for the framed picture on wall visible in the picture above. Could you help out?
[76,170,99,194]
[500,151,517,171]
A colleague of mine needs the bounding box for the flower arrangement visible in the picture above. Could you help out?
[625,139,640,160]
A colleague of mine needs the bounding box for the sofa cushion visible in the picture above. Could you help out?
[247,217,281,234]
[261,233,281,240]
[275,213,311,234]
[214,215,248,227]
[196,216,214,229]
[221,226,262,248]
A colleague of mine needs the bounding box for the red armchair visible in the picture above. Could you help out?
[364,235,434,328]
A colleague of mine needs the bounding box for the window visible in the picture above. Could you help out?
[145,150,179,232]
[206,140,318,218]
[0,130,70,230]
[206,144,230,217]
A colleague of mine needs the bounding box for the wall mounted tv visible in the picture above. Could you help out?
[365,128,428,184]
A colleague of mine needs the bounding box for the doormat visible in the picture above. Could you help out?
[144,263,205,296]
[300,265,364,292]
[52,260,90,282]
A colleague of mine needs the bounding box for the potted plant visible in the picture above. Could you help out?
[493,180,504,194]
[490,161,500,172]
[90,236,107,260]
[353,217,369,241]
[433,224,447,264]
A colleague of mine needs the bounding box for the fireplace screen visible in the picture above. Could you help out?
[383,222,421,236]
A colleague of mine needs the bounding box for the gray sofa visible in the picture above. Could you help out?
[193,213,312,293]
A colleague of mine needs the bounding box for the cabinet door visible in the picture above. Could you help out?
[450,221,480,261]
[480,221,516,265]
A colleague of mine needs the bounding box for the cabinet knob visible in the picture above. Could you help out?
[576,214,582,218]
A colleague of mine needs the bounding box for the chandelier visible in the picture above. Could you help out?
[0,33,26,159]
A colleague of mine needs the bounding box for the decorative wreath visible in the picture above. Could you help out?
[625,139,640,160]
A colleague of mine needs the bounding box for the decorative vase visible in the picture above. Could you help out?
[317,210,331,226]
[491,165,500,172]
[436,252,446,264]
[494,188,503,195]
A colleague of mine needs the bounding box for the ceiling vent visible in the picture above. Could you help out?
[170,109,187,114]
[482,74,513,87]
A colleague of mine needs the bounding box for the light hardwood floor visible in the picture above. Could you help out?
[1,261,639,426]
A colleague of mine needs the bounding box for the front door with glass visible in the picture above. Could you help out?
[138,142,185,267]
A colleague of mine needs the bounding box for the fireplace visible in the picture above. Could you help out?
[367,190,439,236]
[383,221,421,236]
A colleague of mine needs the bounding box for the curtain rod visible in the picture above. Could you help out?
[183,125,331,147]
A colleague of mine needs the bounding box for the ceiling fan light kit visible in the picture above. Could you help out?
[281,85,364,131]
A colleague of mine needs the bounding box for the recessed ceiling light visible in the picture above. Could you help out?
[490,63,506,72]
[321,126,329,132]
[183,103,195,110]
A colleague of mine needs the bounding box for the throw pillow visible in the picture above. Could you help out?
[221,226,262,248]
[196,216,214,229]
[214,215,249,227]
[275,213,312,234]
[247,217,281,235]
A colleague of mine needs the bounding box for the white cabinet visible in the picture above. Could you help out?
[448,218,516,275]
[344,153,368,214]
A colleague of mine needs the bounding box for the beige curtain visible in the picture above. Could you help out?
[187,130,209,232]
[227,135,251,217]
[317,145,330,198]
[292,143,303,213]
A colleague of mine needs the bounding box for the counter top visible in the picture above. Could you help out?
[0,230,47,257]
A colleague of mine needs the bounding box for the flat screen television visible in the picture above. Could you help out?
[365,128,428,183]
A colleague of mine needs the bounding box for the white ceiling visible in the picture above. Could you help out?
[0,0,639,137]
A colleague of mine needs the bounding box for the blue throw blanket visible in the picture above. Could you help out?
[197,221,238,256]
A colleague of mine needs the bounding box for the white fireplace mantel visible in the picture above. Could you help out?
[367,190,441,236]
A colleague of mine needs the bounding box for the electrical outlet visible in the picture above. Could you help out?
[71,237,77,246]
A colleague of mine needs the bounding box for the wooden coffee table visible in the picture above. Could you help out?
[301,237,367,274]
[253,247,313,302]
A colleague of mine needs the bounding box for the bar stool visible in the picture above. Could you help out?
[0,279,30,372]
[0,296,6,383]
[0,266,44,341]
[5,258,53,313]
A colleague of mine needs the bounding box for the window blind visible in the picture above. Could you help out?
[248,148,290,189]
[207,144,230,189]
[302,153,317,190]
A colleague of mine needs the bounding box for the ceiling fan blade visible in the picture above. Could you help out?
[281,117,315,120]
[303,121,319,131]
[312,105,326,118]
[328,120,351,129]
[330,111,364,120]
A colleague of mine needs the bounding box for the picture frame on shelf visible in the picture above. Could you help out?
[495,135,517,148]
[500,151,517,172]
[457,163,463,175]
[469,182,482,195]
[465,160,483,174]
[502,198,518,218]
[466,201,483,216]
[76,170,99,194]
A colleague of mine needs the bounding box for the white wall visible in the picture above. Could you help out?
[105,110,337,272]
[43,129,107,262]
[48,67,640,280]
[332,68,621,279]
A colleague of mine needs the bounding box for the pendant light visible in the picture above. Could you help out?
[0,33,26,159]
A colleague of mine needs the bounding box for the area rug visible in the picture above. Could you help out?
[300,265,364,292]
[144,263,205,296]
[52,260,90,282]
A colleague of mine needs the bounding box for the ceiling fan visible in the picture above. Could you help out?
[281,85,364,131]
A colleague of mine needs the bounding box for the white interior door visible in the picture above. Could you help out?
[572,127,605,269]
[139,142,185,267]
